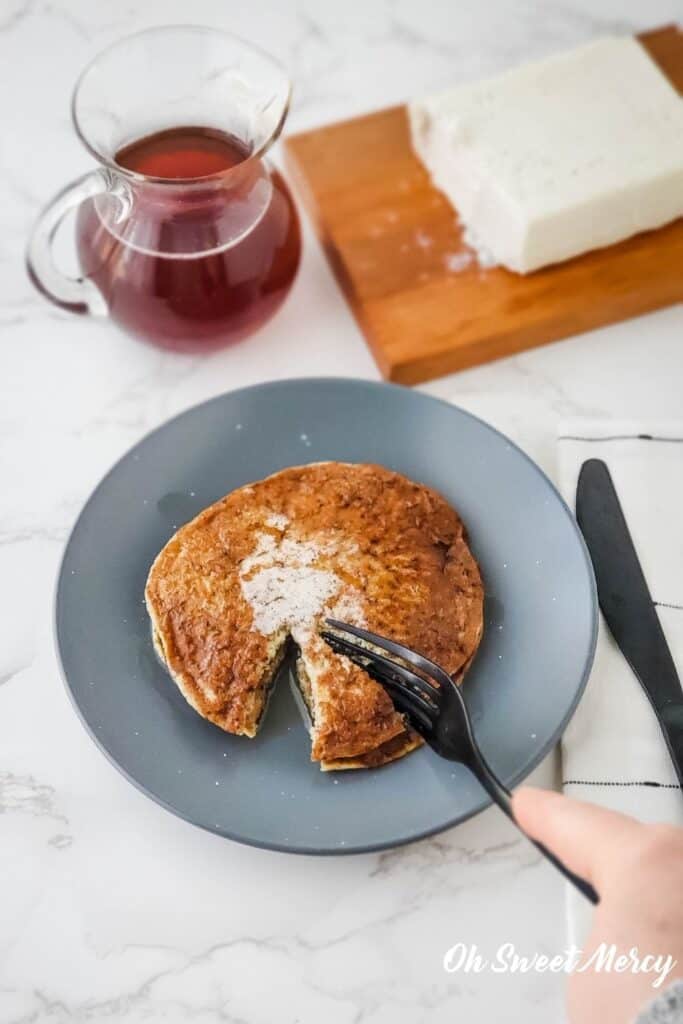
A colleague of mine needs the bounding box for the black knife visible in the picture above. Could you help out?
[576,458,683,789]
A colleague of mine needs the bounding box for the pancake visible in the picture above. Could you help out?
[145,462,484,769]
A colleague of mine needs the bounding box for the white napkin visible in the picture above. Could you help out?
[450,397,683,940]
[557,422,683,944]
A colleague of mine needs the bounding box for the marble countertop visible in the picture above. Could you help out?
[1,1,682,1021]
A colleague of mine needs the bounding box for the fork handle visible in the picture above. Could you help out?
[471,757,599,905]
[529,837,599,905]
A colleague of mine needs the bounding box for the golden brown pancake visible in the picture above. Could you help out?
[145,462,483,769]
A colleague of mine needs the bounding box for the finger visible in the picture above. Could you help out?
[512,786,642,887]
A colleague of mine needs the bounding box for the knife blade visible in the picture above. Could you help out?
[576,458,683,789]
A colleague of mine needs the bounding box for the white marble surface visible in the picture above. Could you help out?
[1,2,682,1021]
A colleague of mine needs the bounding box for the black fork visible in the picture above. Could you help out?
[323,618,598,905]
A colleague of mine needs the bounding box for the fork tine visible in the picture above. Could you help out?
[322,631,435,726]
[377,678,435,732]
[325,618,452,691]
[320,630,440,708]
[321,631,370,666]
[327,634,438,716]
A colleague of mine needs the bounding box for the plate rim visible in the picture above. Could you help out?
[53,376,598,855]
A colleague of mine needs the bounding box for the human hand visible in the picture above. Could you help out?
[513,787,683,1024]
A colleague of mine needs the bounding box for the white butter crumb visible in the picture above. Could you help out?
[462,225,498,269]
[444,250,474,273]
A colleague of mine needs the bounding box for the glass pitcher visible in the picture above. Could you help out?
[27,26,301,352]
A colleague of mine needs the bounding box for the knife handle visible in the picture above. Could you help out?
[577,459,683,791]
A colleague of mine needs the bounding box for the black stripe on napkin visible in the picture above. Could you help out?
[563,779,681,789]
[558,433,683,443]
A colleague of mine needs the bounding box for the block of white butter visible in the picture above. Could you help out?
[409,36,683,273]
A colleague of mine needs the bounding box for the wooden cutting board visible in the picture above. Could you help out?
[284,26,683,384]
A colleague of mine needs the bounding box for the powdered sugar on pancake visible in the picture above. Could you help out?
[239,528,365,638]
[265,512,289,530]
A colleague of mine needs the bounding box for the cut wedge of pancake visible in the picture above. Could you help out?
[290,647,423,771]
[145,462,484,769]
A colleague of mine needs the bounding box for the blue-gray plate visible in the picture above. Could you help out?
[55,378,597,854]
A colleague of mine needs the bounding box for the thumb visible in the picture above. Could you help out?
[512,786,642,888]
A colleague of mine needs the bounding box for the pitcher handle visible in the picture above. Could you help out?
[26,169,120,316]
